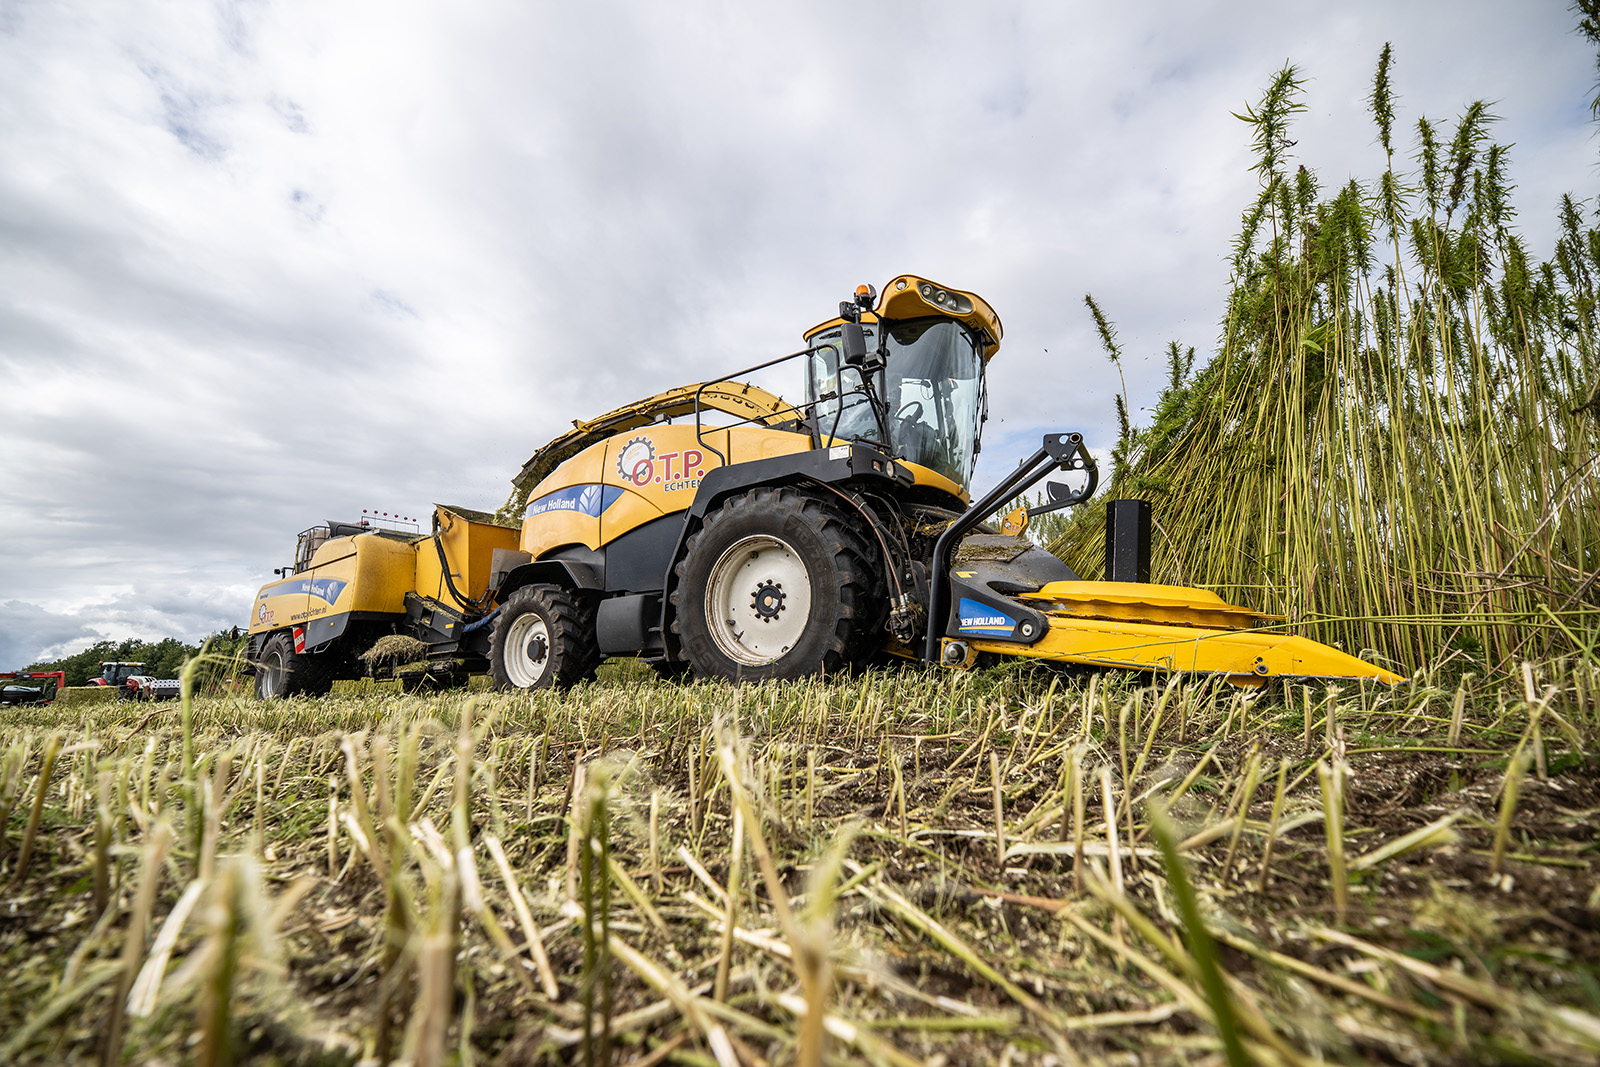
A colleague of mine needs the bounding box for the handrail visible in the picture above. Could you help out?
[922,433,1098,664]
[692,348,814,466]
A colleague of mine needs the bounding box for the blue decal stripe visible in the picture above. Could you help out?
[525,483,624,518]
[259,577,310,600]
[308,578,348,604]
[957,597,1018,634]
[257,576,349,603]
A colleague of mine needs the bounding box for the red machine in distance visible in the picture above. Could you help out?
[0,671,66,706]
[87,661,182,700]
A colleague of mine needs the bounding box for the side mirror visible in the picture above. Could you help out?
[841,321,867,366]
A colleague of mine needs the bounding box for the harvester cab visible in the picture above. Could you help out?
[806,279,994,496]
[244,274,1402,698]
[802,280,1087,522]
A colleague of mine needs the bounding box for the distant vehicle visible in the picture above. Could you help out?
[88,661,182,700]
[0,671,66,706]
[88,661,146,687]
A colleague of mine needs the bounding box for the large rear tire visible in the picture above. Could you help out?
[254,631,335,700]
[672,487,883,682]
[490,585,600,691]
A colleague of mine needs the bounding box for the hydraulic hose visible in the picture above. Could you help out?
[432,511,496,617]
[462,607,500,635]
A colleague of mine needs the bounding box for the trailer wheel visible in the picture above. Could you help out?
[254,632,335,700]
[490,585,600,691]
[673,487,882,681]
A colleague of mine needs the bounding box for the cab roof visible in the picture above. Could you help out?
[803,274,1003,360]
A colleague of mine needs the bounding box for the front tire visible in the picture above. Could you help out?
[254,631,335,700]
[490,585,600,691]
[672,487,883,682]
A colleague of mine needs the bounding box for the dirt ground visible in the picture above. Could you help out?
[1,674,1597,1065]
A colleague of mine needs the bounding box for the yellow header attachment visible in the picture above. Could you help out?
[972,580,1406,687]
[805,274,1004,360]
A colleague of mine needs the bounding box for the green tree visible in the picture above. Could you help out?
[27,636,205,685]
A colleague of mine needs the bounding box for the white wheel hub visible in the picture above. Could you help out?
[504,611,552,688]
[705,534,812,666]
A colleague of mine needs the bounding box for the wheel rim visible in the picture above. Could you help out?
[704,534,812,667]
[261,649,287,698]
[504,611,552,688]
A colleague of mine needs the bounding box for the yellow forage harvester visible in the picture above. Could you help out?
[246,276,1401,698]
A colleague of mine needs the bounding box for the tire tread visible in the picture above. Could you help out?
[255,631,336,700]
[671,487,885,681]
[490,584,601,691]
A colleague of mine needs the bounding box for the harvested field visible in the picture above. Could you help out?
[2,660,1598,1065]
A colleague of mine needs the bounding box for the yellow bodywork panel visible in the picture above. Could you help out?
[599,484,667,546]
[1016,581,1279,631]
[522,423,815,552]
[249,533,416,635]
[416,505,522,612]
[509,380,798,497]
[520,441,609,557]
[901,459,968,503]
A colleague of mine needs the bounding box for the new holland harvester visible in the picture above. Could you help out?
[246,275,1402,698]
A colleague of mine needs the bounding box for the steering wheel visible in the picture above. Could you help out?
[895,400,924,422]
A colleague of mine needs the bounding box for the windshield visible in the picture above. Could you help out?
[806,318,984,490]
[295,526,331,573]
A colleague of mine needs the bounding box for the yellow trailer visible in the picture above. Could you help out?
[247,505,518,697]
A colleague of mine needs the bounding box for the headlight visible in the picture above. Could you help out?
[916,282,972,314]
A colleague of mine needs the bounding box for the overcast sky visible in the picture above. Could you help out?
[1,1,1594,667]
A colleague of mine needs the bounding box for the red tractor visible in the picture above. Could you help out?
[88,661,145,687]
[88,661,182,700]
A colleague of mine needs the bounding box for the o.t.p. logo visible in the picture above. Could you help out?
[615,436,708,491]
[616,437,656,487]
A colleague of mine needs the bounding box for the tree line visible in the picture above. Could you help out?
[26,631,248,687]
